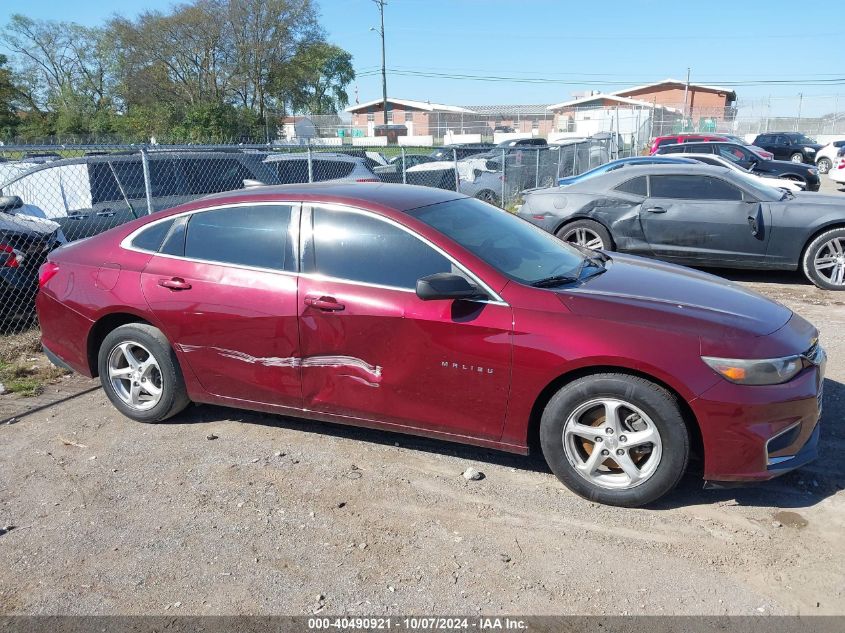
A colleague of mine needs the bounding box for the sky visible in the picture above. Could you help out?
[2,0,843,116]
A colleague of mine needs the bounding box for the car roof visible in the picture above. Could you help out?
[262,152,362,163]
[559,163,734,191]
[198,182,466,211]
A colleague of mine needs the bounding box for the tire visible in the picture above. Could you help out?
[781,174,806,185]
[817,158,832,174]
[789,152,805,163]
[97,323,190,423]
[475,190,500,206]
[802,227,845,290]
[539,373,690,507]
[556,219,613,251]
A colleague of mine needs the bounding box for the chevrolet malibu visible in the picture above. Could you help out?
[36,183,826,507]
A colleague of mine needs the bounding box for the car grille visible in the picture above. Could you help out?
[802,340,826,412]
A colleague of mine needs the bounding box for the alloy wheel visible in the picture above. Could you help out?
[817,158,832,174]
[562,398,663,490]
[813,237,845,287]
[790,153,804,163]
[563,227,605,250]
[107,341,164,411]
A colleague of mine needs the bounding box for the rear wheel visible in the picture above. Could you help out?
[98,323,190,422]
[556,219,613,251]
[817,158,832,174]
[540,373,690,507]
[789,152,805,163]
[802,228,845,290]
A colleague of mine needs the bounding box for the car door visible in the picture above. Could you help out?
[297,203,512,440]
[639,173,771,265]
[139,202,302,408]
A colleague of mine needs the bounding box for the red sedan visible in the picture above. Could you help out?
[36,183,825,506]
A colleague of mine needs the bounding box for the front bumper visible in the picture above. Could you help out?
[691,362,824,482]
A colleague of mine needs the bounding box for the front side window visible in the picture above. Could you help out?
[184,205,294,271]
[269,159,309,185]
[180,158,253,195]
[649,175,743,201]
[308,208,453,289]
[718,145,751,163]
[409,197,584,285]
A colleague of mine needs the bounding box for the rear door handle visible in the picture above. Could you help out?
[644,206,667,214]
[96,209,116,217]
[305,296,345,311]
[158,277,192,290]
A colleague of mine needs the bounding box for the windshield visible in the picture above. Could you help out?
[408,197,585,285]
[729,171,786,201]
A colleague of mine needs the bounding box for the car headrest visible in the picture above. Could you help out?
[0,195,24,213]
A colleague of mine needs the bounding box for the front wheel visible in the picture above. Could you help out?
[816,158,832,174]
[803,228,845,290]
[98,323,191,422]
[789,152,805,163]
[540,374,690,507]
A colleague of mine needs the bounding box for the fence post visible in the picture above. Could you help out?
[500,149,506,205]
[572,142,577,175]
[534,148,540,188]
[556,145,562,182]
[140,146,153,215]
[453,148,459,192]
[307,144,314,183]
[401,147,407,184]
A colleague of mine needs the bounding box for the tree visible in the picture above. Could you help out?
[0,55,18,138]
[273,42,354,114]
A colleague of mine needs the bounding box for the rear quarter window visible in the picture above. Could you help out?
[130,219,175,252]
[615,176,647,196]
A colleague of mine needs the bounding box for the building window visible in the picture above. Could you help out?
[367,112,375,122]
[394,109,405,123]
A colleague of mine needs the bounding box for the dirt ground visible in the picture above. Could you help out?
[1,183,845,616]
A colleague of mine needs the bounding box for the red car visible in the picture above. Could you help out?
[36,184,825,507]
[650,134,774,159]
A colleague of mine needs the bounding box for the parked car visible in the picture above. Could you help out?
[1,195,64,324]
[557,156,698,186]
[429,144,494,162]
[263,152,381,185]
[1,151,279,241]
[681,153,804,191]
[496,138,548,148]
[752,132,825,164]
[552,138,612,180]
[650,134,773,159]
[518,163,845,289]
[37,182,825,507]
[830,149,845,186]
[372,154,440,183]
[655,141,821,191]
[814,139,845,174]
[405,156,516,205]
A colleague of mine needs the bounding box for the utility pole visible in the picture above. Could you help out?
[372,0,389,126]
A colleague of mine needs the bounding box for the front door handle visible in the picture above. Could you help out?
[158,277,192,290]
[96,209,116,217]
[644,206,667,214]
[747,215,760,237]
[305,296,345,311]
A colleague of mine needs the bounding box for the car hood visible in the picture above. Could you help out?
[1,211,61,237]
[558,253,792,339]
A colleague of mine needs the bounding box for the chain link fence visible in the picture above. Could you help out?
[0,139,624,333]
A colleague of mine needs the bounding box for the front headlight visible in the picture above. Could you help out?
[701,355,805,385]
[804,147,816,153]
[809,168,819,175]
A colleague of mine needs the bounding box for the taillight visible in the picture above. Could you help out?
[39,261,59,287]
[0,243,23,268]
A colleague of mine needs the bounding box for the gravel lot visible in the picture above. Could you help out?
[1,177,844,616]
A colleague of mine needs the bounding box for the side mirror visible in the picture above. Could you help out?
[0,195,23,213]
[416,273,483,301]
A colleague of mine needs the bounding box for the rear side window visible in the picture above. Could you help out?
[308,207,453,289]
[180,159,253,195]
[615,176,647,196]
[270,159,309,184]
[313,160,355,181]
[660,144,686,154]
[650,175,743,201]
[184,205,294,271]
[656,139,678,147]
[131,219,175,252]
[88,163,124,204]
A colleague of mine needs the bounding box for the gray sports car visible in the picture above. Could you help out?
[517,163,845,290]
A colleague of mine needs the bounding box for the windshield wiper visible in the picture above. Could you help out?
[530,274,579,288]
